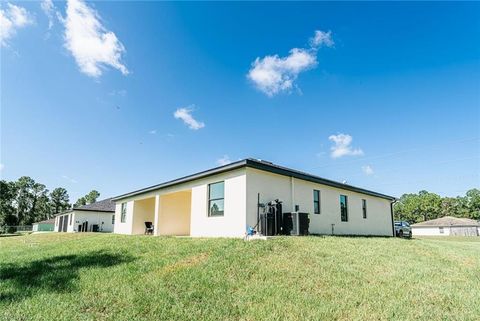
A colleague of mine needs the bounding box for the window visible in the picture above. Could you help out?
[69,214,73,225]
[121,203,127,223]
[362,199,367,219]
[208,181,224,216]
[439,227,444,234]
[340,195,348,222]
[313,190,320,214]
[112,215,115,225]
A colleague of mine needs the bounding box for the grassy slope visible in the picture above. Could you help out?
[0,234,479,321]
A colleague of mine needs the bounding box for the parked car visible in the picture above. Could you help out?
[394,221,412,238]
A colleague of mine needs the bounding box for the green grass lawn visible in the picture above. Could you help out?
[1,234,479,321]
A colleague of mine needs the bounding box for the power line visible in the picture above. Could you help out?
[344,155,480,179]
[374,173,479,187]
[312,137,480,170]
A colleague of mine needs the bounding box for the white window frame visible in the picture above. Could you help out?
[120,203,127,223]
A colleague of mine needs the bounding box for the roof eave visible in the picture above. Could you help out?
[245,159,396,201]
[111,159,248,201]
[73,209,115,213]
[412,224,480,228]
[112,158,395,202]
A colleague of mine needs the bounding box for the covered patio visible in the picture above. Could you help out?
[131,189,192,236]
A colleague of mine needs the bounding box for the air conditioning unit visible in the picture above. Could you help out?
[291,212,299,236]
[289,212,310,236]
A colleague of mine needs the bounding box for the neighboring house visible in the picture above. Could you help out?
[54,198,115,233]
[32,218,55,232]
[112,158,396,237]
[412,216,480,236]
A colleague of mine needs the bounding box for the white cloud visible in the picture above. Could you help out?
[41,0,55,29]
[362,165,374,176]
[109,89,127,97]
[247,29,333,96]
[328,134,364,158]
[216,155,231,166]
[149,129,157,134]
[310,30,334,48]
[173,107,205,130]
[0,3,33,46]
[63,0,128,78]
[247,49,316,96]
[62,175,78,184]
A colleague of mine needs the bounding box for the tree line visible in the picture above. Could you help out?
[1,176,478,227]
[0,176,102,227]
[394,189,480,223]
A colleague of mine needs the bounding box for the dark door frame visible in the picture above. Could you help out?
[62,215,68,232]
[58,216,63,232]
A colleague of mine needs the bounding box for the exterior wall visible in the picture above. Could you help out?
[246,168,292,233]
[54,212,75,232]
[189,170,247,237]
[72,211,115,232]
[55,211,114,232]
[159,191,191,236]
[114,201,134,234]
[246,168,393,236]
[114,168,247,237]
[114,167,390,237]
[412,226,451,236]
[67,213,75,232]
[412,226,480,236]
[450,226,479,236]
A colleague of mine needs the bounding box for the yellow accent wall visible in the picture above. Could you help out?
[159,191,191,236]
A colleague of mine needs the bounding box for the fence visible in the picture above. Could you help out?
[1,225,33,234]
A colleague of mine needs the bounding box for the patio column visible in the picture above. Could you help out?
[153,194,161,236]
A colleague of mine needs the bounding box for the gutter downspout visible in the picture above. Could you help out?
[291,176,295,212]
[390,199,397,237]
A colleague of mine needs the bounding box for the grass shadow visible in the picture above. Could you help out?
[0,250,135,302]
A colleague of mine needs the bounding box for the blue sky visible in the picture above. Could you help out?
[1,1,479,202]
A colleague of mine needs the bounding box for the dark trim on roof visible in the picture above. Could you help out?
[74,209,115,213]
[54,198,115,216]
[245,159,396,201]
[54,208,115,217]
[112,158,396,201]
[54,209,73,216]
[112,160,248,201]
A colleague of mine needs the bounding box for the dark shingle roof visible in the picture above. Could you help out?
[412,216,480,227]
[73,198,115,212]
[112,158,396,201]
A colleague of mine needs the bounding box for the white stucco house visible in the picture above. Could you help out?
[112,158,396,237]
[54,198,115,233]
[412,216,480,236]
